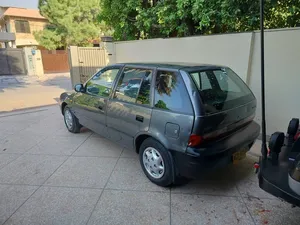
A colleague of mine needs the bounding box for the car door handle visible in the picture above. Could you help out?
[136,115,144,122]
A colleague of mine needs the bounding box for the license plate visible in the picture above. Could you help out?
[232,148,248,164]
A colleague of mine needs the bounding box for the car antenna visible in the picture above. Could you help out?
[260,0,268,159]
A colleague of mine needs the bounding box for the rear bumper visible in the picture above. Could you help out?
[172,121,260,179]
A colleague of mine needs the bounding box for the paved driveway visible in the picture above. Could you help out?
[0,74,71,112]
[0,106,299,225]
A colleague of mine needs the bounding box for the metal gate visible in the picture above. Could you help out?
[78,47,107,83]
[0,48,26,75]
[41,50,70,73]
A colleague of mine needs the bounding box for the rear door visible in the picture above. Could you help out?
[149,69,194,152]
[106,66,154,149]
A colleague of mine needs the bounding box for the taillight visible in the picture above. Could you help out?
[188,134,203,147]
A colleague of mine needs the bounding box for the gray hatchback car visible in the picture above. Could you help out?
[60,63,260,186]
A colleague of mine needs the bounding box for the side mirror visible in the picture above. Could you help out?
[74,84,84,93]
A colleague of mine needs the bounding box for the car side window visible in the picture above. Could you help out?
[86,68,119,97]
[154,70,193,114]
[114,67,152,104]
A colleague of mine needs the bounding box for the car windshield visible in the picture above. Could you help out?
[189,68,255,115]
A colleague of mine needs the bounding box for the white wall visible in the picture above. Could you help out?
[248,28,300,134]
[23,47,44,76]
[114,28,300,135]
[115,33,253,81]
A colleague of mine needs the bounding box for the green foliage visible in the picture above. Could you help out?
[155,100,169,110]
[35,0,105,49]
[34,29,63,50]
[98,0,300,41]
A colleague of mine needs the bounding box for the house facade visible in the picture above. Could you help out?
[0,6,48,48]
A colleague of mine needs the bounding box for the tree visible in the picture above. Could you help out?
[155,100,169,110]
[35,0,109,49]
[98,0,300,41]
[98,0,142,40]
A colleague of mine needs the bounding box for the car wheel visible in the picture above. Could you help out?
[63,106,81,133]
[288,118,299,136]
[139,138,174,187]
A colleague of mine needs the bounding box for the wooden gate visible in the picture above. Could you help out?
[0,48,26,75]
[41,50,70,73]
[78,47,107,83]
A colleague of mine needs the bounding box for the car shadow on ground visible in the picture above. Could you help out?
[171,157,257,194]
[82,126,257,196]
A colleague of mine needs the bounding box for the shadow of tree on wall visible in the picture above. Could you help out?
[0,52,28,93]
[0,49,26,75]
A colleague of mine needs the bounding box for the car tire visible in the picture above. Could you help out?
[139,138,174,187]
[63,106,81,133]
[287,118,299,136]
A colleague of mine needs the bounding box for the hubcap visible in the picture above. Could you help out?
[64,109,73,129]
[142,147,165,179]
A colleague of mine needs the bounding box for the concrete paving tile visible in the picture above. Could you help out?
[231,155,276,199]
[26,135,87,156]
[0,115,47,133]
[87,190,170,225]
[0,154,20,169]
[0,155,67,185]
[214,154,259,182]
[120,147,138,158]
[106,158,169,192]
[236,173,276,200]
[0,131,47,154]
[0,115,40,126]
[23,121,63,136]
[244,197,300,225]
[54,127,93,138]
[89,132,104,138]
[45,157,117,188]
[73,137,123,157]
[4,186,102,225]
[0,184,38,225]
[171,178,240,197]
[171,155,258,197]
[171,194,254,225]
[0,112,50,129]
[0,129,18,141]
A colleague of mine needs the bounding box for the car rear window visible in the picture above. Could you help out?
[189,68,255,115]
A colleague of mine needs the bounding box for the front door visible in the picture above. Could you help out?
[73,67,121,137]
[106,66,154,149]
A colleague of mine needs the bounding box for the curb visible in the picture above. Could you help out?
[0,104,58,117]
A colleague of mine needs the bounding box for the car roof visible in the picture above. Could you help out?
[114,62,226,71]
